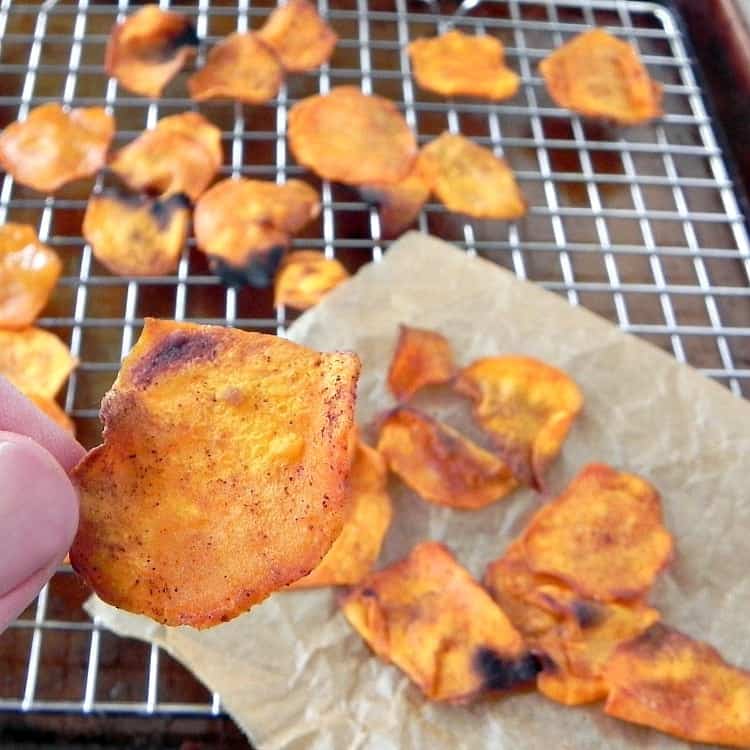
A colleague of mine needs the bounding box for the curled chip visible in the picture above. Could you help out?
[70,319,360,628]
[408,30,520,101]
[454,354,583,487]
[387,324,456,401]
[110,112,222,201]
[0,223,62,330]
[106,6,199,98]
[291,441,391,588]
[523,463,673,602]
[341,541,540,702]
[377,407,517,510]
[604,624,750,746]
[188,32,283,104]
[257,0,337,72]
[274,251,349,311]
[0,104,114,194]
[539,28,662,125]
[0,328,76,398]
[288,87,417,185]
[28,394,75,434]
[418,132,526,220]
[360,167,431,238]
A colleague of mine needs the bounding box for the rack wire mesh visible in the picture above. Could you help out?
[1,0,749,730]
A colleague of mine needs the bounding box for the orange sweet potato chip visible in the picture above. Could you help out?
[604,624,750,746]
[341,541,540,702]
[274,251,349,311]
[0,223,62,330]
[360,166,431,238]
[288,86,417,185]
[539,28,662,125]
[0,104,114,194]
[106,6,199,98]
[28,393,75,434]
[408,30,520,101]
[70,318,360,628]
[257,0,337,72]
[454,354,583,487]
[188,32,283,104]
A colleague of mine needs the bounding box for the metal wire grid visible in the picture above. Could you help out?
[0,0,749,723]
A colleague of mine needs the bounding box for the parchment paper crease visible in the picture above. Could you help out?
[87,232,750,750]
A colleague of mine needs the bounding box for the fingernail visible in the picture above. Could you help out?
[0,436,79,597]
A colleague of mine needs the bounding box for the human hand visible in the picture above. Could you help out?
[0,377,84,633]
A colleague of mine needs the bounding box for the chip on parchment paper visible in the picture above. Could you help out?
[454,354,583,487]
[360,166,431,239]
[418,133,526,220]
[257,0,337,72]
[0,223,62,330]
[539,28,662,126]
[0,104,114,194]
[341,541,540,702]
[70,319,360,628]
[408,30,520,101]
[27,393,75,435]
[106,6,199,98]
[274,251,349,311]
[288,87,417,185]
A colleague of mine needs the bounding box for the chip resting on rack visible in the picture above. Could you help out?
[360,166,431,238]
[408,30,520,101]
[0,103,114,194]
[539,28,662,125]
[70,318,360,628]
[274,251,349,311]
[27,393,75,434]
[106,6,199,98]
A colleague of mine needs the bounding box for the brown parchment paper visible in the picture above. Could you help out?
[86,231,750,750]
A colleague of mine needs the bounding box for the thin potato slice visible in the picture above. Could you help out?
[0,104,114,194]
[257,0,337,72]
[70,319,360,628]
[539,28,662,125]
[288,87,417,185]
[341,542,539,702]
[454,354,583,487]
[360,166,430,238]
[188,32,283,104]
[274,251,349,311]
[106,6,199,98]
[27,393,75,434]
[0,223,62,330]
[408,30,520,101]
[418,133,526,220]
[604,624,750,747]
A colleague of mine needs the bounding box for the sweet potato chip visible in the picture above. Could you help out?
[257,0,337,72]
[539,28,662,126]
[110,112,222,201]
[408,30,520,101]
[0,327,76,398]
[188,32,283,104]
[274,251,349,311]
[604,624,750,747]
[523,463,673,602]
[70,318,360,628]
[288,86,417,185]
[454,354,583,487]
[360,166,430,238]
[341,541,539,702]
[0,223,62,330]
[387,324,456,400]
[106,6,199,98]
[28,393,75,434]
[0,104,114,194]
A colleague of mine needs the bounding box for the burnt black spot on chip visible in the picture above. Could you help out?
[473,647,542,692]
[210,244,286,289]
[165,20,200,56]
[572,600,603,629]
[151,193,192,226]
[132,330,219,388]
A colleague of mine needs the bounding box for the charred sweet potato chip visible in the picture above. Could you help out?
[28,393,75,434]
[106,6,199,98]
[377,407,517,510]
[539,28,662,125]
[188,32,283,104]
[408,30,520,101]
[418,133,526,220]
[257,0,337,72]
[523,464,673,602]
[274,251,349,311]
[604,624,750,746]
[0,223,62,330]
[70,319,360,628]
[0,104,114,194]
[360,166,430,238]
[288,87,417,185]
[454,354,583,487]
[341,542,540,702]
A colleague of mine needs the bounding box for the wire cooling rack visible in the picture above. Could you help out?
[1,0,749,736]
